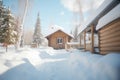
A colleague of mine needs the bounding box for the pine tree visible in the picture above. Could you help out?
[0,8,17,52]
[33,13,43,47]
[73,25,78,42]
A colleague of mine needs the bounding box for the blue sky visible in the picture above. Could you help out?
[3,0,74,35]
[3,0,104,35]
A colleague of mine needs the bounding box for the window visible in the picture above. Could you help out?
[57,37,63,44]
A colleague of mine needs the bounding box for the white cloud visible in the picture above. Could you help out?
[61,0,105,13]
[60,11,65,16]
[93,0,105,9]
[61,0,79,12]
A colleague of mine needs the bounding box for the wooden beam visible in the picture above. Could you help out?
[84,31,86,51]
[100,36,120,44]
[99,18,120,33]
[101,50,120,55]
[100,31,120,40]
[101,47,120,51]
[98,32,101,53]
[100,25,120,37]
[100,41,120,47]
[80,34,81,47]
[91,25,94,53]
[86,27,91,32]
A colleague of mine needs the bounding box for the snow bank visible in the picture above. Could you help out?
[67,52,120,80]
[0,46,120,80]
[93,53,120,80]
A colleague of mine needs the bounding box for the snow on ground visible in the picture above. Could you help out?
[0,46,120,80]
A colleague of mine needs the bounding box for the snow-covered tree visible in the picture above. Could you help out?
[72,25,78,42]
[32,13,43,47]
[14,17,21,49]
[0,8,17,52]
[14,0,29,49]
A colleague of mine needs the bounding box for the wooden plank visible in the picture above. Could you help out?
[100,41,120,47]
[98,32,101,53]
[100,31,120,40]
[100,50,120,54]
[80,34,81,47]
[100,22,120,34]
[100,47,120,51]
[86,43,91,50]
[91,25,94,53]
[86,27,91,32]
[100,26,120,37]
[100,36,120,44]
[84,31,86,50]
[99,18,120,33]
[100,52,108,55]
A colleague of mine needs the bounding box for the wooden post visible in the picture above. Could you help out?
[84,31,86,51]
[98,32,101,54]
[65,43,67,50]
[80,34,81,47]
[91,25,94,53]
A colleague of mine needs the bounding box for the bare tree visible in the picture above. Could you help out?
[73,25,78,42]
[72,0,84,42]
[16,0,29,49]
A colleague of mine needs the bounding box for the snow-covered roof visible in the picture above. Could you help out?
[96,4,120,30]
[78,0,115,35]
[45,25,73,38]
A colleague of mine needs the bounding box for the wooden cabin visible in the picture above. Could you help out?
[77,0,120,54]
[96,3,120,54]
[45,28,73,49]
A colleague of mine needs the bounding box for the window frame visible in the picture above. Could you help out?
[57,37,63,44]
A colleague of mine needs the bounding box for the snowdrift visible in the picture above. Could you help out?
[0,47,120,80]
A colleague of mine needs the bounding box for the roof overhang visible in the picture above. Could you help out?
[77,0,120,36]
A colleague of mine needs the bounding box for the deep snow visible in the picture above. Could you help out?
[0,46,120,80]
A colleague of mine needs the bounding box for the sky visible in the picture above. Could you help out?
[3,0,104,35]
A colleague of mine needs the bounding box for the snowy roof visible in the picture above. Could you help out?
[45,25,73,38]
[78,0,116,35]
[96,4,120,30]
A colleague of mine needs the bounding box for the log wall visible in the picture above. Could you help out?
[99,18,120,54]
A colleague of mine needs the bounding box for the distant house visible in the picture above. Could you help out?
[45,25,73,49]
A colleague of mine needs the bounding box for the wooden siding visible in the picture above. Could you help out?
[99,18,120,54]
[84,31,86,51]
[47,30,72,49]
[91,25,94,53]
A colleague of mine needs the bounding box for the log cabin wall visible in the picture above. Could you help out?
[99,18,120,54]
[47,30,71,49]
